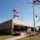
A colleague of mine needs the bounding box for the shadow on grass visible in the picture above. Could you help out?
[0,32,20,36]
[0,32,11,36]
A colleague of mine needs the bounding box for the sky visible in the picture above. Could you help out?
[0,0,39,26]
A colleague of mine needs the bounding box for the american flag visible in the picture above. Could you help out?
[13,9,19,18]
[33,0,40,4]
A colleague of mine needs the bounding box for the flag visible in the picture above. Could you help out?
[33,0,40,4]
[13,9,19,18]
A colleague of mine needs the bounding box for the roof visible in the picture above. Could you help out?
[12,18,27,26]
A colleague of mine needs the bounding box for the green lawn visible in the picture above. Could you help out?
[18,34,40,40]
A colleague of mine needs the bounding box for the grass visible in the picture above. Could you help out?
[0,35,12,40]
[0,33,14,40]
[18,33,40,40]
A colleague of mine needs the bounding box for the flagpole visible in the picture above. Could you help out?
[33,2,35,32]
[33,0,40,32]
[11,11,14,34]
[11,9,19,34]
[11,9,16,34]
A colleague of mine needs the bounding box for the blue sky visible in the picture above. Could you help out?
[0,0,33,26]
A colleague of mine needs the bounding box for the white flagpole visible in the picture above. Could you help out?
[33,0,36,32]
[33,0,40,32]
[11,9,16,34]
